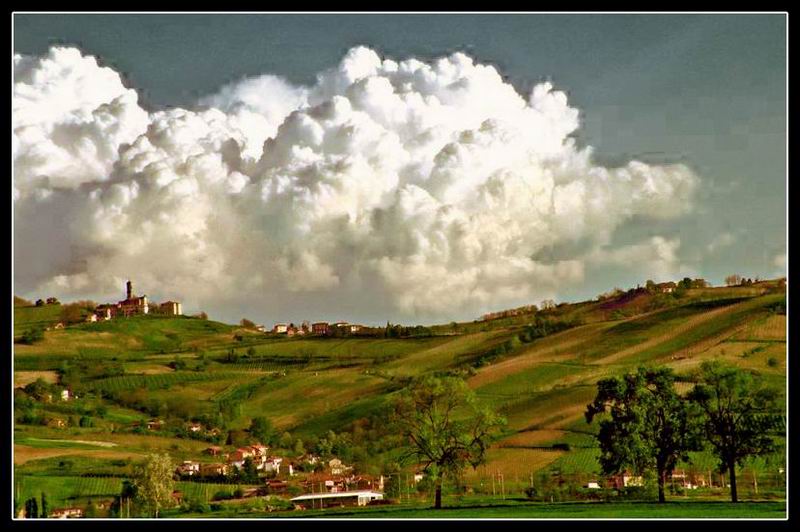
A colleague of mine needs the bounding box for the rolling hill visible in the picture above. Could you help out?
[12,278,787,514]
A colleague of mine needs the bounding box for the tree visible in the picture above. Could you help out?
[132,453,175,518]
[60,303,84,325]
[585,367,702,503]
[687,361,783,502]
[40,492,48,518]
[240,318,256,329]
[392,376,505,509]
[20,327,44,345]
[725,274,743,287]
[249,416,277,445]
[24,497,38,518]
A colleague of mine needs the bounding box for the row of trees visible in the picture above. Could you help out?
[585,362,782,503]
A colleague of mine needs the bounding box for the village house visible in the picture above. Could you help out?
[176,461,200,477]
[656,281,677,293]
[200,463,229,478]
[228,447,256,469]
[273,323,288,334]
[263,456,283,474]
[188,422,202,433]
[608,471,644,489]
[50,507,83,519]
[85,313,98,323]
[204,446,223,456]
[312,322,329,335]
[146,419,163,431]
[159,301,182,316]
[60,389,70,401]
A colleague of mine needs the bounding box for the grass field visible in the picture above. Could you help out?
[177,499,786,519]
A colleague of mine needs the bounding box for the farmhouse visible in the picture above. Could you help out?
[291,490,384,509]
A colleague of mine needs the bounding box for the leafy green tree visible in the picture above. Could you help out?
[585,366,702,503]
[249,416,277,445]
[132,453,175,518]
[688,361,783,502]
[392,376,505,509]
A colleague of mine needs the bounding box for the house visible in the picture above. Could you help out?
[608,471,644,489]
[160,301,183,316]
[348,324,362,333]
[273,323,288,334]
[228,447,256,469]
[328,458,352,476]
[263,456,283,474]
[188,422,202,433]
[85,313,98,323]
[656,282,677,293]
[50,507,83,519]
[255,325,266,333]
[60,389,70,401]
[291,490,383,509]
[200,463,229,477]
[146,419,163,431]
[584,481,601,489]
[205,446,223,456]
[413,472,424,483]
[176,461,200,477]
[312,322,330,335]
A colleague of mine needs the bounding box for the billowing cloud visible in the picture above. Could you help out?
[13,46,699,323]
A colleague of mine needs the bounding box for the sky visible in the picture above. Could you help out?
[12,13,787,326]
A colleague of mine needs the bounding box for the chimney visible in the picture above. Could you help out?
[126,280,132,300]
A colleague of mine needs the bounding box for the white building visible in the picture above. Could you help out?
[291,490,383,508]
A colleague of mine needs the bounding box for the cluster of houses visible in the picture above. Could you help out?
[270,321,363,336]
[583,469,717,491]
[174,443,358,486]
[90,280,182,322]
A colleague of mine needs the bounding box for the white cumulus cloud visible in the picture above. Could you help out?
[13,46,700,323]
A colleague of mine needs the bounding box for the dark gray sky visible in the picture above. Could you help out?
[13,13,786,319]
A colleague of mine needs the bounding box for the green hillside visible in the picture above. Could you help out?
[12,279,786,517]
